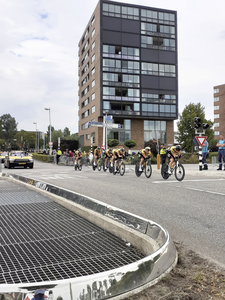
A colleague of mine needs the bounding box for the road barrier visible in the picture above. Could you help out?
[0,173,177,299]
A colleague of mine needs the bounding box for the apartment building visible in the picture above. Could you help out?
[213,84,225,139]
[78,0,178,149]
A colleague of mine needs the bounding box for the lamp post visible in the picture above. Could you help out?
[33,122,37,153]
[44,108,52,155]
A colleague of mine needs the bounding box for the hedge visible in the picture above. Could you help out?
[33,153,54,163]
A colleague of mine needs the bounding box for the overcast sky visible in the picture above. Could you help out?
[0,0,225,134]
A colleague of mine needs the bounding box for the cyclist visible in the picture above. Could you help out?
[112,148,126,172]
[138,147,151,171]
[166,145,181,174]
[93,147,102,166]
[74,149,82,166]
[104,148,112,169]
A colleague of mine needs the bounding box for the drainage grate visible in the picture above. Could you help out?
[0,180,145,284]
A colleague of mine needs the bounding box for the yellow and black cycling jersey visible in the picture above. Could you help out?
[94,148,102,156]
[75,150,82,157]
[112,149,125,158]
[105,149,112,157]
[139,149,151,158]
[167,146,181,157]
[112,149,118,156]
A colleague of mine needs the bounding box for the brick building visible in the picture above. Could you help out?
[78,0,178,150]
[213,84,225,139]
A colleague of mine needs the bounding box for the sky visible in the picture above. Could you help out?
[0,0,225,134]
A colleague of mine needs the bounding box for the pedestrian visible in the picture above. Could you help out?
[160,143,167,166]
[216,134,225,170]
[56,148,62,164]
[202,139,208,170]
[34,288,45,300]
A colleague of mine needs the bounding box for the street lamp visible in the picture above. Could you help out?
[33,122,37,152]
[44,108,52,155]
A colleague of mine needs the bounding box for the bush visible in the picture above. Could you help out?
[108,139,119,147]
[124,140,137,149]
[33,153,54,163]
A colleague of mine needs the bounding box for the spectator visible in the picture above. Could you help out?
[202,139,208,170]
[34,288,45,300]
[216,134,225,170]
[56,149,62,164]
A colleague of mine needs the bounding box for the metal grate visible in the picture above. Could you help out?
[0,180,145,284]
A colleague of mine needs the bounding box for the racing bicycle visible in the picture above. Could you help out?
[92,157,102,171]
[135,157,152,178]
[161,156,185,181]
[74,158,82,171]
[113,158,125,176]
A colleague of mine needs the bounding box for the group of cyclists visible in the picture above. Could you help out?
[74,144,182,176]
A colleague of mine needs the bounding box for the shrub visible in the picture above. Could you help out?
[108,139,119,147]
[124,140,137,149]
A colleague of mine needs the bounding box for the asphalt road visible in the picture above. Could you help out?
[1,161,225,269]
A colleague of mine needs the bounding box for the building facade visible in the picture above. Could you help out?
[78,0,178,149]
[213,84,225,139]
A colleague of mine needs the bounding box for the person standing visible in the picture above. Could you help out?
[56,148,62,165]
[202,139,208,170]
[216,134,225,170]
[160,143,167,166]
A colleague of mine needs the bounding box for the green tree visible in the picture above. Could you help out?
[124,139,137,149]
[63,127,70,137]
[46,125,55,141]
[16,130,36,149]
[176,102,214,153]
[52,129,63,142]
[108,139,119,147]
[0,114,18,143]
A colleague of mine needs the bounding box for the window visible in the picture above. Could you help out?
[214,131,220,136]
[103,4,139,20]
[81,51,89,65]
[86,134,90,140]
[81,63,89,76]
[214,105,219,110]
[141,62,158,75]
[122,6,139,20]
[214,114,219,119]
[81,109,89,119]
[103,45,140,60]
[107,119,131,144]
[122,60,140,74]
[91,106,95,113]
[214,97,219,102]
[91,67,95,75]
[91,16,95,26]
[214,88,219,93]
[81,39,89,54]
[91,54,95,63]
[81,121,89,130]
[91,80,95,88]
[159,64,176,77]
[141,9,157,23]
[144,120,166,143]
[141,36,175,51]
[81,86,89,97]
[159,12,175,25]
[81,74,89,86]
[91,28,95,38]
[82,27,89,44]
[214,123,219,128]
[81,97,89,108]
[91,93,95,101]
[91,41,95,50]
[141,93,176,103]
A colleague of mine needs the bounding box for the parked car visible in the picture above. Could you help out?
[0,152,7,163]
[4,151,34,169]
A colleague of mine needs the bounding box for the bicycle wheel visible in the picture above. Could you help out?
[145,160,152,178]
[74,164,77,171]
[119,161,125,176]
[135,162,142,177]
[97,159,101,171]
[161,163,170,180]
[109,162,114,173]
[92,162,96,171]
[78,161,82,171]
[175,163,185,181]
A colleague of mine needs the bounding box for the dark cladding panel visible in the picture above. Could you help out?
[159,51,177,64]
[141,48,158,63]
[141,75,159,89]
[121,32,140,47]
[102,30,122,44]
[121,19,140,33]
[102,16,121,31]
[159,77,177,90]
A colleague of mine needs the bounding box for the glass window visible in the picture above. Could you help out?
[91,54,95,63]
[91,80,95,88]
[91,93,95,101]
[92,41,95,50]
[214,105,219,110]
[91,29,95,38]
[214,114,219,119]
[91,16,95,26]
[214,97,219,102]
[214,123,219,128]
[124,119,131,130]
[214,131,220,136]
[103,101,110,109]
[91,106,95,113]
[134,103,140,111]
[214,88,219,93]
[91,67,95,75]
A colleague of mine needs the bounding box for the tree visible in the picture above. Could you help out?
[16,130,36,149]
[124,140,137,149]
[0,114,18,143]
[108,139,119,147]
[176,102,214,153]
[63,127,70,137]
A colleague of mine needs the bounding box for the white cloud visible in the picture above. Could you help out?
[0,0,225,135]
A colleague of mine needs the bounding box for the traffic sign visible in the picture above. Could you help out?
[48,141,53,146]
[105,115,113,121]
[88,121,103,127]
[195,136,207,147]
[106,124,121,129]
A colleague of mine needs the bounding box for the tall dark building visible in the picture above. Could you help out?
[213,84,225,139]
[78,0,178,149]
